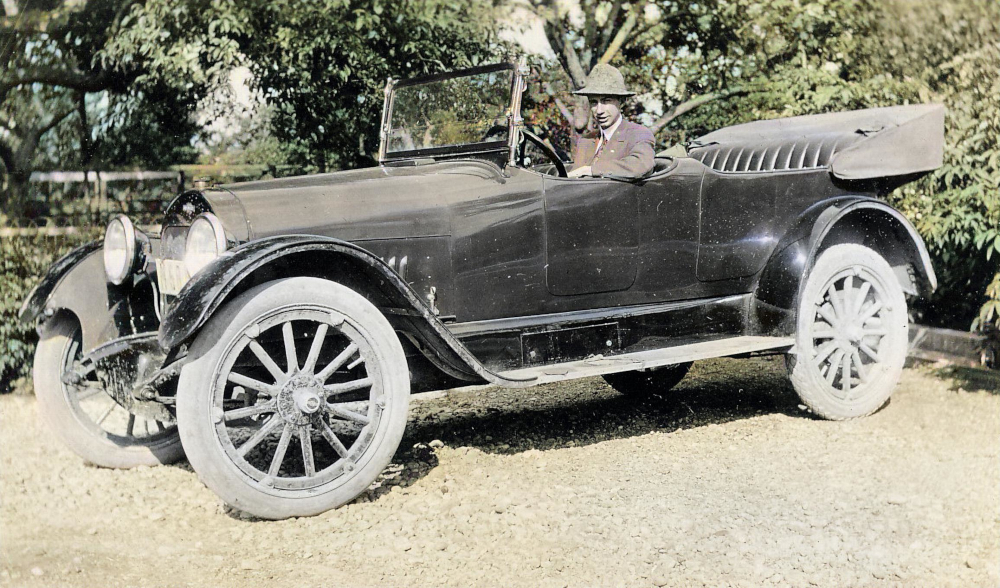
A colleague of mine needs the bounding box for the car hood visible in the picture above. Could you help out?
[208,160,506,242]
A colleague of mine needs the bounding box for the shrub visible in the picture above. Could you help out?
[0,230,101,392]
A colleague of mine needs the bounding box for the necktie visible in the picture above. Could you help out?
[592,135,606,165]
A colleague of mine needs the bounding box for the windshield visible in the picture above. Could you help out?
[385,66,514,156]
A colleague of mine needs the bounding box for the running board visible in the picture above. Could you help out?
[498,336,794,386]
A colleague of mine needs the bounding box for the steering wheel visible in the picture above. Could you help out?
[516,129,568,178]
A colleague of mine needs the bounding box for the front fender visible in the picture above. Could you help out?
[19,240,103,324]
[158,235,534,387]
[755,196,936,333]
[19,240,161,353]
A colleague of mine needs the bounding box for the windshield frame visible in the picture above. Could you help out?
[378,61,521,165]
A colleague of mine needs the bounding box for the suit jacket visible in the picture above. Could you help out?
[571,119,655,178]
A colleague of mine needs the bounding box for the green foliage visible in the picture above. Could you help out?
[197,105,289,168]
[876,1,1000,333]
[244,0,507,171]
[100,0,506,173]
[0,231,101,392]
[1,0,206,217]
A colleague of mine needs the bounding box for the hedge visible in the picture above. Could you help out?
[0,229,102,393]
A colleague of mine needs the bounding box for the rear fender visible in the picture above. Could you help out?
[754,196,936,334]
[158,235,534,388]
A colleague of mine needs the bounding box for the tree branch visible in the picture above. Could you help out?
[8,107,75,174]
[581,4,600,58]
[38,108,74,136]
[650,89,745,134]
[553,97,573,125]
[1,67,112,98]
[76,91,93,168]
[598,4,641,66]
[543,81,573,124]
[597,1,624,59]
[542,16,588,88]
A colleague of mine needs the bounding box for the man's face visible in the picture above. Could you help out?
[589,96,622,130]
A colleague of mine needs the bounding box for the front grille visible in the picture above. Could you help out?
[155,225,191,303]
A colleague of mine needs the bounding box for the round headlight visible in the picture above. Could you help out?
[103,215,138,285]
[184,213,228,277]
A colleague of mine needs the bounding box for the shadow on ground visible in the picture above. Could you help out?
[365,356,806,501]
[931,364,1000,395]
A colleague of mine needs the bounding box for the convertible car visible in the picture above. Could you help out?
[21,60,944,519]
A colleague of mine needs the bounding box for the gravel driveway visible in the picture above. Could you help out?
[2,357,998,587]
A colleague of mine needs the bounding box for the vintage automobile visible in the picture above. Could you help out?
[21,60,944,519]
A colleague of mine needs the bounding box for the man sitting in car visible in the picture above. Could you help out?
[567,64,655,179]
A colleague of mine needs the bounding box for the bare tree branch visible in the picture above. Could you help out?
[581,4,599,58]
[598,6,640,66]
[597,1,624,60]
[76,91,93,168]
[3,107,74,175]
[650,88,746,134]
[541,15,587,87]
[1,67,112,96]
[34,107,74,141]
[543,81,574,124]
[552,96,573,125]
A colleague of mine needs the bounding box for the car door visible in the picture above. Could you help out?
[449,165,548,322]
[542,176,639,296]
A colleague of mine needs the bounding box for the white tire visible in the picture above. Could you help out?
[177,278,410,519]
[34,317,183,468]
[787,244,908,420]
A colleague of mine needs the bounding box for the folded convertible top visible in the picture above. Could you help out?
[689,103,945,180]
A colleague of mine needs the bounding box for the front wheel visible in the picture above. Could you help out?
[177,278,410,519]
[787,244,909,420]
[33,317,183,468]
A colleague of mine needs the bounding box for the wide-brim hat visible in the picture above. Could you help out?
[572,64,635,97]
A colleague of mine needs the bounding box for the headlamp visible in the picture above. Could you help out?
[183,213,228,277]
[103,215,139,285]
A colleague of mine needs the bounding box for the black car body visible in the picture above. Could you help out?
[22,61,944,518]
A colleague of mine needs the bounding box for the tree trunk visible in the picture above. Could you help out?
[567,95,593,162]
[2,172,31,224]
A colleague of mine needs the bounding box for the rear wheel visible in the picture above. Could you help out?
[177,278,410,519]
[787,244,908,420]
[33,317,183,468]
[603,362,692,397]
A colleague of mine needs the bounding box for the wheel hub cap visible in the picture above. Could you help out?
[294,389,322,414]
[277,376,324,425]
[845,324,863,345]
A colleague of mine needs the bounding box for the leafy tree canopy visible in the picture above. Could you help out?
[1,0,205,219]
[1,0,504,218]
[99,0,507,172]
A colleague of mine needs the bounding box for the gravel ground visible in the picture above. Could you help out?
[1,357,998,588]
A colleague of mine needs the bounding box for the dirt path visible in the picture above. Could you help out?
[2,357,998,587]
